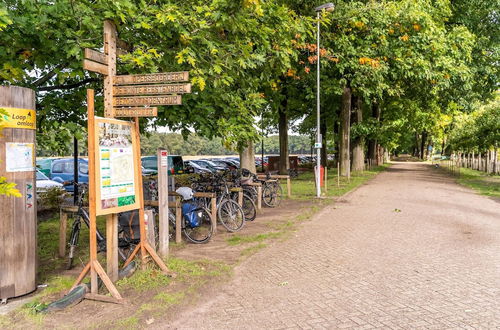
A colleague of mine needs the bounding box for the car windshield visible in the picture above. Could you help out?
[36,170,49,180]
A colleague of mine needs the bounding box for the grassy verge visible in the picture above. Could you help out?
[456,167,500,198]
[287,164,390,200]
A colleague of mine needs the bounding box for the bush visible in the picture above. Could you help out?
[38,187,68,210]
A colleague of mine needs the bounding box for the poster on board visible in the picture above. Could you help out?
[95,117,140,215]
[5,142,35,172]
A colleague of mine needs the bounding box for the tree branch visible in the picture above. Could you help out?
[31,63,67,87]
[37,78,100,92]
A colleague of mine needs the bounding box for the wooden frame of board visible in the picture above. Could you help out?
[94,116,141,216]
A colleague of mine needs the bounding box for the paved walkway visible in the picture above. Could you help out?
[167,162,500,329]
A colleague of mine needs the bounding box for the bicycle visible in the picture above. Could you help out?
[168,187,214,244]
[228,170,257,221]
[241,171,282,208]
[190,172,246,232]
[66,183,136,269]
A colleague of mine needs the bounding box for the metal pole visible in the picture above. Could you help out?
[73,136,79,205]
[261,112,265,173]
[316,11,321,198]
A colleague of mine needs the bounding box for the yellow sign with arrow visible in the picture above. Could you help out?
[0,107,36,130]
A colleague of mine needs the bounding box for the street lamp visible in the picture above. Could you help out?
[314,2,334,198]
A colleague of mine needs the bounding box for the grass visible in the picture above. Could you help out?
[227,231,285,246]
[456,167,500,198]
[289,164,390,200]
[241,243,268,256]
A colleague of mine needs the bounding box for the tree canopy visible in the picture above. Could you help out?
[0,0,497,159]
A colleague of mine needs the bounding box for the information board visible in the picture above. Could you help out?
[95,117,140,215]
[5,142,34,172]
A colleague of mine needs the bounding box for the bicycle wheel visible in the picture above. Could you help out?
[67,219,82,270]
[262,182,282,207]
[183,206,213,244]
[243,186,258,203]
[241,194,257,221]
[217,199,245,232]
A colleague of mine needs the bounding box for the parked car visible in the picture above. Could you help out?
[184,160,212,173]
[192,159,225,172]
[223,158,240,167]
[49,158,89,192]
[142,166,158,176]
[209,159,238,170]
[36,158,57,177]
[36,169,63,195]
[141,155,184,175]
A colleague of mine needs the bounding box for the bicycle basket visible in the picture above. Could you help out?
[182,202,200,228]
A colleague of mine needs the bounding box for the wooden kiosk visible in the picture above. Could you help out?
[0,86,37,303]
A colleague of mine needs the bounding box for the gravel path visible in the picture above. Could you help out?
[166,162,500,329]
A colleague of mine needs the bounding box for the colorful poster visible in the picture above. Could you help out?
[95,118,140,215]
[6,142,35,172]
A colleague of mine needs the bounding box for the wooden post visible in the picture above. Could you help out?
[59,209,68,258]
[87,90,100,295]
[211,195,217,233]
[337,162,340,188]
[71,89,122,302]
[257,185,262,210]
[287,176,291,198]
[157,149,169,258]
[175,197,182,243]
[238,190,243,206]
[106,214,118,281]
[324,167,328,192]
[145,209,156,250]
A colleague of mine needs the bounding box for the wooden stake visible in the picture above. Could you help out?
[175,198,182,243]
[157,149,169,258]
[324,167,328,192]
[59,210,68,258]
[211,196,217,232]
[337,162,340,188]
[106,214,118,282]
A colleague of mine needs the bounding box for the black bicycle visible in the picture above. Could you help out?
[66,183,136,269]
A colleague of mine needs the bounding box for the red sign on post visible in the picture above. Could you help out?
[160,150,168,168]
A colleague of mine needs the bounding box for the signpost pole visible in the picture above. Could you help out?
[158,148,169,258]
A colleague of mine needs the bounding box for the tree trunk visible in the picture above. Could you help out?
[367,102,380,162]
[339,87,351,177]
[239,140,256,174]
[278,98,289,175]
[320,118,327,168]
[351,95,364,171]
[420,131,427,160]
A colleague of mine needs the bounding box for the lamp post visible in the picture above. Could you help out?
[314,2,334,198]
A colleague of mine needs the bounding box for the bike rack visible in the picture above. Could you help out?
[257,174,292,198]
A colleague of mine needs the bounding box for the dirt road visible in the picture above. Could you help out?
[167,162,500,329]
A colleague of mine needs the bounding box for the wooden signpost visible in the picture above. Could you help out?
[73,20,190,303]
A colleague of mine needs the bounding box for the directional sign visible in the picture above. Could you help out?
[114,107,158,117]
[114,95,182,106]
[83,59,108,75]
[114,83,191,96]
[114,72,189,85]
[84,48,108,65]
